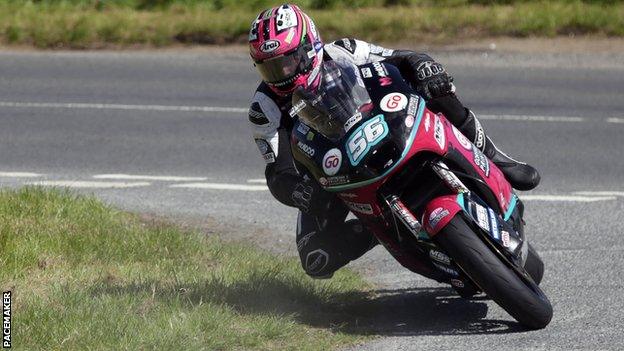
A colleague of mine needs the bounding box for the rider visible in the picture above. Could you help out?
[248,4,540,279]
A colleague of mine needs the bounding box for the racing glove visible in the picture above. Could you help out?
[291,175,335,215]
[413,61,456,100]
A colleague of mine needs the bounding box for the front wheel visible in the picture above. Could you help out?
[435,215,553,329]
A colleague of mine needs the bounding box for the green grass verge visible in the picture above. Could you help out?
[1,1,623,48]
[0,187,371,350]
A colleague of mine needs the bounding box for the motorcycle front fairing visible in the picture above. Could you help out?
[290,60,527,275]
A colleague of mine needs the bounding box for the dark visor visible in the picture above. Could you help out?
[255,43,314,86]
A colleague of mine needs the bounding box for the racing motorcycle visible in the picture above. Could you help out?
[289,60,552,329]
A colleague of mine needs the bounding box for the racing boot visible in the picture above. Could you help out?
[459,110,541,191]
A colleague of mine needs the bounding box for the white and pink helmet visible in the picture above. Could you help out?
[249,4,323,96]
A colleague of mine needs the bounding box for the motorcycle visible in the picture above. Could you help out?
[289,60,552,329]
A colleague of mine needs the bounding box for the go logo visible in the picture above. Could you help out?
[380,93,407,113]
[322,148,342,176]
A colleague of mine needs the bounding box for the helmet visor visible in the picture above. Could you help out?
[254,44,314,88]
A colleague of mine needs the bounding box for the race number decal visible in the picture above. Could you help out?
[380,93,407,113]
[322,148,342,176]
[346,115,389,166]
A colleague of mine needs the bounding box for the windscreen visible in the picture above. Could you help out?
[291,60,371,141]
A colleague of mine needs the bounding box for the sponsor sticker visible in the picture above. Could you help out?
[372,61,387,77]
[433,262,459,277]
[344,112,362,132]
[473,146,490,177]
[297,141,315,158]
[296,122,310,135]
[369,44,384,54]
[424,113,431,132]
[326,175,349,186]
[260,39,280,53]
[379,77,393,86]
[338,192,358,199]
[380,93,408,113]
[262,152,275,164]
[361,67,372,78]
[429,207,450,229]
[501,231,511,247]
[322,148,342,176]
[488,208,500,239]
[434,114,446,150]
[344,200,374,215]
[452,125,472,150]
[276,6,298,32]
[405,115,415,128]
[429,249,451,265]
[406,95,419,117]
[306,131,315,141]
[289,100,306,118]
[475,205,490,231]
[255,139,270,154]
[450,279,465,288]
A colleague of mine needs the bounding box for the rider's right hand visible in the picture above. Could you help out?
[291,176,335,215]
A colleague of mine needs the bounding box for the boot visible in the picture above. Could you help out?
[459,110,540,191]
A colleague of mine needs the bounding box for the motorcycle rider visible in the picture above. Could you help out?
[248,4,540,279]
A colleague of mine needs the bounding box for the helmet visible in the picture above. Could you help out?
[249,4,323,96]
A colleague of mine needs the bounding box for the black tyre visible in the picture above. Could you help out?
[435,215,553,329]
[525,243,544,285]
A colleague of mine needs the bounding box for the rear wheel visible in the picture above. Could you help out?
[435,215,553,329]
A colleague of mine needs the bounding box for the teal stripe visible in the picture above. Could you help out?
[456,193,466,211]
[503,194,518,221]
[327,98,426,192]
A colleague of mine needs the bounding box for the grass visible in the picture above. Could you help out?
[0,187,372,350]
[0,1,623,48]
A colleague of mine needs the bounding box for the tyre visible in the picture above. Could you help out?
[434,215,553,329]
[525,243,544,285]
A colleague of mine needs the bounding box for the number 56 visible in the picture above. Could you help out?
[347,115,388,165]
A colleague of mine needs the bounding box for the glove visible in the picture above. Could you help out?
[413,61,456,100]
[291,176,334,215]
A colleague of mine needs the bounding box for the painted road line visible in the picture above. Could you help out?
[0,101,247,114]
[93,174,207,182]
[607,118,624,124]
[29,180,150,188]
[1,101,621,124]
[247,179,267,184]
[573,191,624,197]
[480,115,585,123]
[0,172,42,178]
[170,183,268,191]
[520,195,617,202]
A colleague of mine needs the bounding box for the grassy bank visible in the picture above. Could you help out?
[0,187,371,350]
[1,1,623,48]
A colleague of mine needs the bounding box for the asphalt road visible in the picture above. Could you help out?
[1,48,623,350]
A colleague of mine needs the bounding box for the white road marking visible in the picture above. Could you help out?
[520,195,617,202]
[29,180,150,188]
[247,179,267,184]
[480,115,585,122]
[573,191,624,197]
[170,183,268,191]
[0,101,247,114]
[0,100,620,124]
[93,174,207,181]
[0,171,42,178]
[607,118,624,124]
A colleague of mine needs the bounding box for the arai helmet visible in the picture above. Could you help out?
[249,4,323,96]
